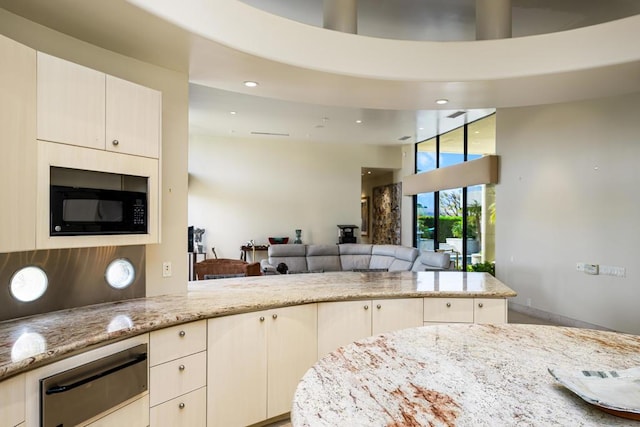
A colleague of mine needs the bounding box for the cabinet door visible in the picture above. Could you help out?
[207,312,267,427]
[423,298,474,323]
[37,52,105,149]
[0,35,36,253]
[106,75,161,158]
[267,304,318,419]
[372,298,424,335]
[474,298,507,324]
[150,387,206,427]
[82,394,149,427]
[317,300,372,359]
[0,373,25,427]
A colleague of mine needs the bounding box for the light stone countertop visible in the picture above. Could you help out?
[291,323,640,426]
[0,271,515,381]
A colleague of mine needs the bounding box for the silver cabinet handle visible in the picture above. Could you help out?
[178,364,185,371]
[376,304,382,309]
[112,139,119,146]
[446,302,451,308]
[272,314,278,319]
[259,316,265,322]
[179,402,185,409]
[179,330,186,337]
[364,305,369,310]
[478,303,484,308]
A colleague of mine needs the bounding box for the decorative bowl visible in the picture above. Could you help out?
[268,237,289,244]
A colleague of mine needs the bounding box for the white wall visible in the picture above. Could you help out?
[0,10,189,296]
[496,91,640,334]
[188,134,402,259]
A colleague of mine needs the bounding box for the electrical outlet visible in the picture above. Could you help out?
[162,261,172,278]
[584,264,599,275]
[576,262,599,275]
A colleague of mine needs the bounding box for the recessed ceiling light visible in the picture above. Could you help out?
[244,81,259,88]
[436,99,449,105]
[356,120,362,124]
[367,171,372,174]
[230,111,237,115]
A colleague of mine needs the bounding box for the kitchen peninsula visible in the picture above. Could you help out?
[0,271,516,426]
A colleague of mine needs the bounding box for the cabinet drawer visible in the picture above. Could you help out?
[150,386,206,427]
[424,298,474,323]
[150,320,206,366]
[150,351,207,407]
[474,298,507,324]
[0,373,24,427]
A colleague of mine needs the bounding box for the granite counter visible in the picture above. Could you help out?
[292,323,640,426]
[0,271,515,381]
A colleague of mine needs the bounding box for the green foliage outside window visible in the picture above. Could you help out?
[467,261,495,276]
[417,215,459,242]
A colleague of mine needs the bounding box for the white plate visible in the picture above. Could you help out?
[549,366,640,419]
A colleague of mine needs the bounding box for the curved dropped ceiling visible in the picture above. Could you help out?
[127,0,640,110]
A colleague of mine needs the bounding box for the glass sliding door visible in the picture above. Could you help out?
[439,188,463,269]
[414,113,496,271]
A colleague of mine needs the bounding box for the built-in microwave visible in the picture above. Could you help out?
[50,185,147,236]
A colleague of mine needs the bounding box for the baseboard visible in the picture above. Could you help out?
[509,302,613,331]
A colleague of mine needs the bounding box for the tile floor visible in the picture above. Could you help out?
[264,309,559,427]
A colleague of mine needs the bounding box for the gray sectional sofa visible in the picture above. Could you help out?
[260,243,454,274]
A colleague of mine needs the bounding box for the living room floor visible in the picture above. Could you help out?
[264,309,559,427]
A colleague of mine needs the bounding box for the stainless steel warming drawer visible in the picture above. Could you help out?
[40,343,148,427]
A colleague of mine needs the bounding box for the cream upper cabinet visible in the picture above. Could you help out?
[317,298,423,359]
[207,304,317,427]
[0,34,36,253]
[37,52,106,150]
[106,75,161,158]
[37,52,161,159]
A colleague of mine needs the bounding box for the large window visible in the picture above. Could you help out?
[414,114,496,271]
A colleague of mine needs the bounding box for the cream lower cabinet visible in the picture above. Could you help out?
[318,298,423,358]
[207,304,318,427]
[0,373,25,427]
[83,395,149,427]
[423,298,507,324]
[149,320,207,427]
[474,298,508,324]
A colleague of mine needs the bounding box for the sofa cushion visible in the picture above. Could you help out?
[339,244,372,270]
[306,244,341,272]
[411,251,452,271]
[369,245,399,270]
[268,244,308,273]
[388,246,419,271]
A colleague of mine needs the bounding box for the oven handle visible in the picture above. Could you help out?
[45,352,147,395]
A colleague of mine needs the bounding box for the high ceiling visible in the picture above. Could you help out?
[1,0,639,145]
